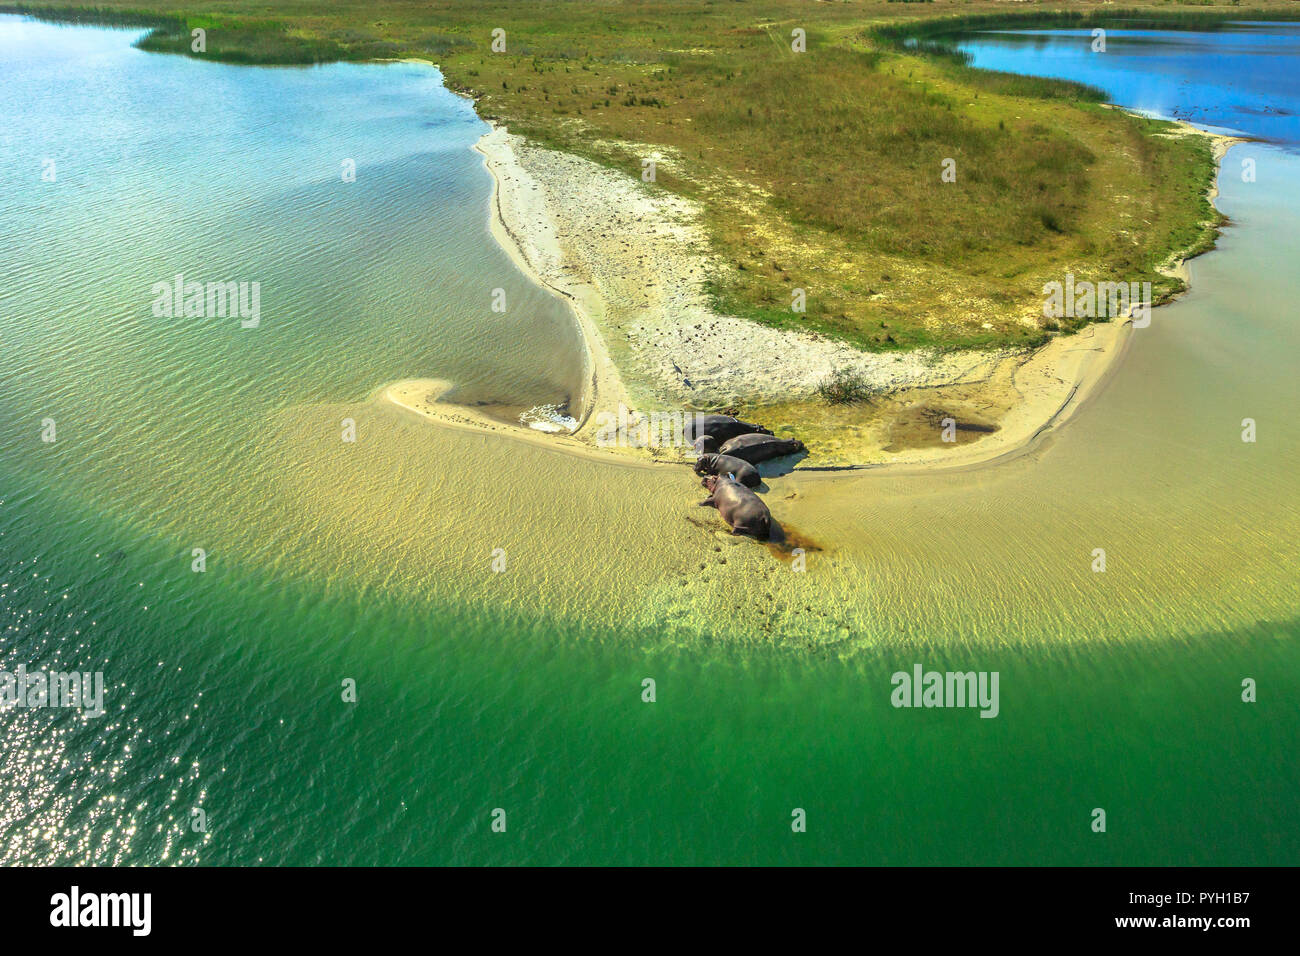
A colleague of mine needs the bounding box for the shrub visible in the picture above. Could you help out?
[817,368,885,405]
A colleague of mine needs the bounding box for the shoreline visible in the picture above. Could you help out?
[401,105,1239,477]
[471,124,634,433]
[382,377,678,469]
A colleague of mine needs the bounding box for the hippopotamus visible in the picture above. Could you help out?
[682,413,773,444]
[699,475,772,539]
[717,433,806,465]
[693,453,761,489]
[692,434,718,456]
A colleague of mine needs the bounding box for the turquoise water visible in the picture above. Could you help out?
[1,16,1297,865]
[0,17,586,424]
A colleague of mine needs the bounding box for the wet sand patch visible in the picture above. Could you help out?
[883,403,1000,452]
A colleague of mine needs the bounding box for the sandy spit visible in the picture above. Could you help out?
[387,114,1239,476]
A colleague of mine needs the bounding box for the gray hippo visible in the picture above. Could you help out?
[693,453,761,489]
[699,475,771,539]
[717,433,806,465]
[692,434,719,456]
[683,413,773,444]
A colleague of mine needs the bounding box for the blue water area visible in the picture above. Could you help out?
[952,21,1300,149]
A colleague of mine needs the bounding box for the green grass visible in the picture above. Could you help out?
[3,0,1285,352]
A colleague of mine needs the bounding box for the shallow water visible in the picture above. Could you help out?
[1,16,1297,865]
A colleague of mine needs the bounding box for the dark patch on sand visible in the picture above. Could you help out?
[765,521,824,560]
[883,402,999,451]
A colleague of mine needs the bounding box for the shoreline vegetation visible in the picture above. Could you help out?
[6,1,1283,468]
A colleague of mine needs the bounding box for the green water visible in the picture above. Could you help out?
[1,16,1297,865]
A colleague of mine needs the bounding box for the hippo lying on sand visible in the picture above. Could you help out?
[717,433,806,465]
[683,413,773,444]
[699,475,771,539]
[693,453,761,489]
